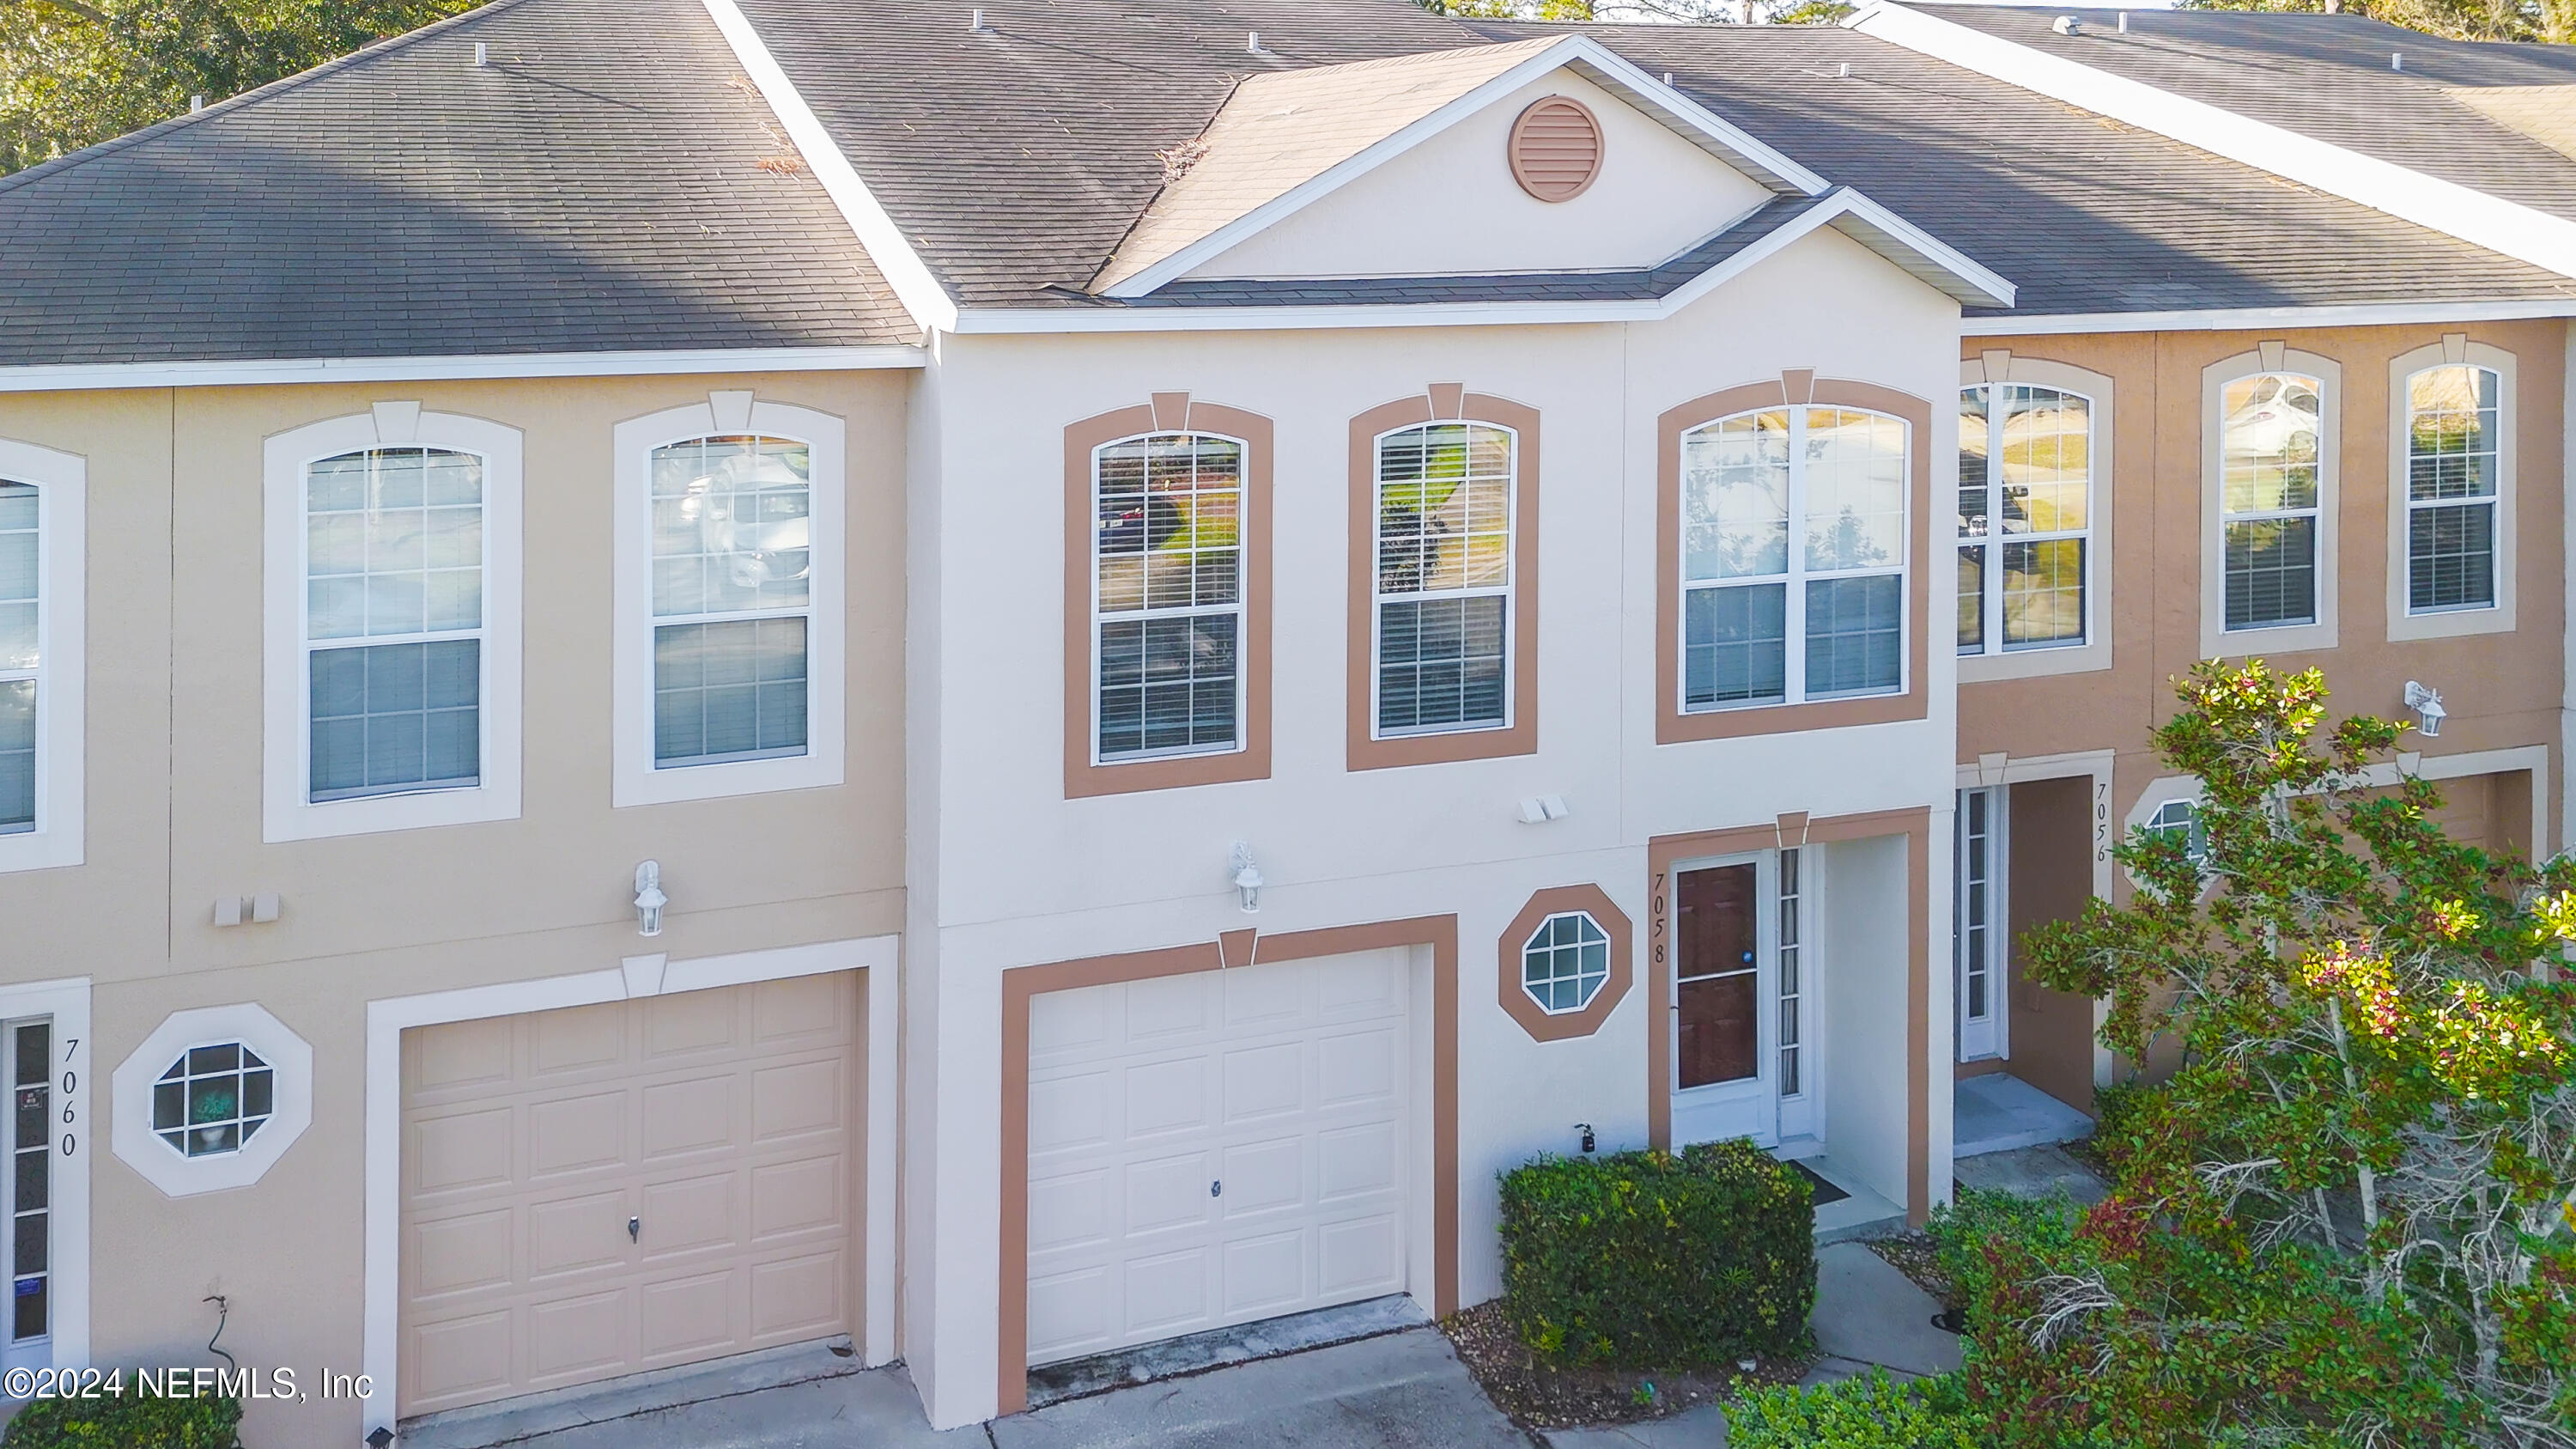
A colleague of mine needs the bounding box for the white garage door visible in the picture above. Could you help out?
[1025,948,1412,1366]
[398,974,858,1416]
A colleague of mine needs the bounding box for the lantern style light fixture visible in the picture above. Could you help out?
[1229,842,1263,915]
[634,861,668,936]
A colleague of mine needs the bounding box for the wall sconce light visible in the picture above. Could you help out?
[1229,841,1263,915]
[2403,680,2446,739]
[634,861,668,937]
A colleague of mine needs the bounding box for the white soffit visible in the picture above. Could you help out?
[1847,1,2576,282]
[1097,33,1832,300]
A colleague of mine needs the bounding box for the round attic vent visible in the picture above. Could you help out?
[1508,96,1604,203]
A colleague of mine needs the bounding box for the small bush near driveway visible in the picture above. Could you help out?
[2,1384,241,1448]
[1498,1138,1815,1369]
[1727,1369,1982,1448]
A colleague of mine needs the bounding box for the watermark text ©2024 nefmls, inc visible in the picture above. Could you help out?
[4,1365,374,1403]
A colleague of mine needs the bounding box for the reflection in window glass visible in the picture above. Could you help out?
[1375,423,1512,735]
[2404,364,2500,613]
[1681,406,1906,709]
[650,435,814,767]
[1957,384,2090,654]
[0,481,33,835]
[2219,374,2323,630]
[304,448,484,801]
[1094,434,1242,759]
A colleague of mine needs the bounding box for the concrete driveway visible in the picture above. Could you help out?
[457,1327,1525,1449]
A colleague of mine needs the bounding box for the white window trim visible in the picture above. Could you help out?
[2202,347,2341,658]
[110,1002,312,1199]
[1956,355,2113,683]
[1371,421,1517,741]
[0,439,82,874]
[2387,338,2517,642]
[262,406,523,842]
[2122,776,2211,895]
[1678,406,1912,713]
[612,395,847,807]
[1089,428,1250,765]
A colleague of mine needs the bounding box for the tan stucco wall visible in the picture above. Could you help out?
[0,369,908,1441]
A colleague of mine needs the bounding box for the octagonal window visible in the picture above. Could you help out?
[1522,910,1610,1015]
[151,1043,273,1159]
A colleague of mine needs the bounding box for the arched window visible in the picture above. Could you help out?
[1372,422,1515,736]
[2218,372,2324,630]
[2402,363,2501,614]
[647,435,815,768]
[0,476,34,835]
[1092,432,1244,760]
[1957,383,2090,654]
[1680,405,1907,709]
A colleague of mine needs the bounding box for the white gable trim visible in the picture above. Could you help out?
[1848,2,2576,282]
[1102,33,1831,300]
[702,0,962,332]
[1965,296,2576,335]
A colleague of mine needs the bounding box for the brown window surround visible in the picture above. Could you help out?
[996,916,1461,1416]
[1498,883,1634,1043]
[1644,807,1933,1225]
[1654,370,1933,745]
[1347,386,1541,771]
[1062,393,1275,799]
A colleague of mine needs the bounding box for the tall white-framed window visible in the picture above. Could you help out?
[1953,786,2007,1062]
[0,440,84,875]
[1091,430,1245,762]
[264,408,522,842]
[612,396,846,807]
[2389,341,2516,642]
[1958,384,2090,656]
[1679,406,1908,710]
[1373,422,1515,737]
[2202,350,2338,657]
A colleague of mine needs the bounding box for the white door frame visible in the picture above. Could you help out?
[0,977,86,1381]
[1668,850,1783,1151]
[359,936,897,1440]
[1953,784,2008,1063]
[1957,751,2118,1092]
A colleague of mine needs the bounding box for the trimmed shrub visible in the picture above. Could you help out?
[1727,1369,1983,1449]
[1498,1138,1814,1368]
[2,1384,240,1448]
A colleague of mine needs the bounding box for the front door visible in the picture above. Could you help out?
[1954,787,2007,1062]
[0,1019,52,1376]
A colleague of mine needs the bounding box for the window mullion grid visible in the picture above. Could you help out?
[1091,440,1245,764]
[1783,408,1810,705]
[1980,390,2004,658]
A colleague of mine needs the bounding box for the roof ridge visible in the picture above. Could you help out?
[0,0,544,198]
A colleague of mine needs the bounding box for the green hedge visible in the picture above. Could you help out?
[1498,1139,1815,1368]
[1728,1369,1982,1448]
[1,1385,240,1448]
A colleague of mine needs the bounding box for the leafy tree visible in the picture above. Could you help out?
[1941,660,2576,1447]
[0,0,479,174]
[2180,0,2576,44]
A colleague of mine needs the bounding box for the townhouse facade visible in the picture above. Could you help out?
[0,0,2570,1441]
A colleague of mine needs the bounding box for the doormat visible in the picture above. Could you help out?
[1790,1160,1850,1206]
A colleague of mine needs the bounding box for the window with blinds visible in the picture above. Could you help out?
[1374,423,1514,737]
[1093,432,1244,761]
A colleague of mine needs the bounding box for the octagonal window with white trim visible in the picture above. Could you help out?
[113,1003,311,1197]
[150,1043,274,1159]
[1522,910,1611,1015]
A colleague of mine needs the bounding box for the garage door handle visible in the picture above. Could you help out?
[1210,1180,1221,1198]
[629,1216,641,1244]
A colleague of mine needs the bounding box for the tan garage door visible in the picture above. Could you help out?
[399,974,858,1417]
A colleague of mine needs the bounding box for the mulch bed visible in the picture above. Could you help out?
[1437,1298,1808,1430]
[1867,1228,1959,1309]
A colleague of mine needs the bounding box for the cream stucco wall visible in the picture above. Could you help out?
[0,370,910,1442]
[904,224,1962,1428]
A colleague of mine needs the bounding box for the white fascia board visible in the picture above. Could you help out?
[1966,295,2576,335]
[1103,34,1832,301]
[1825,188,2015,307]
[1849,2,2576,281]
[700,0,962,332]
[0,345,923,394]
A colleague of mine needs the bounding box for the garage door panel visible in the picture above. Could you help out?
[529,1004,626,1078]
[637,1269,736,1361]
[751,1058,841,1142]
[639,1076,735,1160]
[1220,1043,1304,1123]
[402,976,858,1417]
[1124,1246,1212,1336]
[1317,1215,1402,1296]
[529,1093,628,1178]
[1219,1229,1305,1315]
[1122,1056,1210,1139]
[411,1208,517,1299]
[750,1249,845,1341]
[1028,1069,1112,1156]
[750,1155,842,1240]
[1125,1152,1215,1235]
[1218,1137,1303,1216]
[1025,949,1411,1368]
[411,1106,518,1196]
